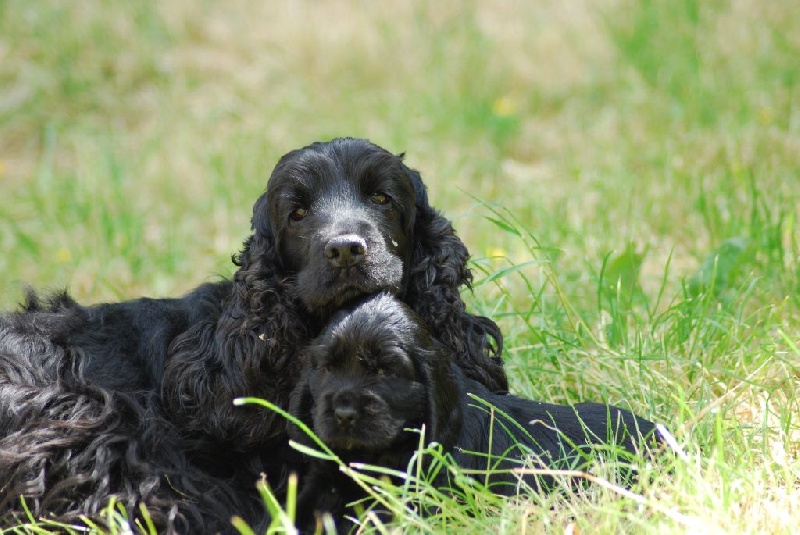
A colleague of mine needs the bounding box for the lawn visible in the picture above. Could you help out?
[1,0,798,533]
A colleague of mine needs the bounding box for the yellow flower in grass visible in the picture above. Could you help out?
[56,247,72,263]
[486,247,507,259]
[757,105,774,125]
[491,96,517,118]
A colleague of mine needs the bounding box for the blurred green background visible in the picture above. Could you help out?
[2,1,796,305]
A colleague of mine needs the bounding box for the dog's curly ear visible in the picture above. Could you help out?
[418,342,464,450]
[229,190,291,321]
[250,191,274,238]
[233,192,276,271]
[403,166,508,394]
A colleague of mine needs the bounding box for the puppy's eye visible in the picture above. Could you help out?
[370,193,390,205]
[289,207,308,222]
[377,368,385,376]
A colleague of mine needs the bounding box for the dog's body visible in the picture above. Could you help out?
[0,284,262,532]
[0,138,506,532]
[289,293,659,532]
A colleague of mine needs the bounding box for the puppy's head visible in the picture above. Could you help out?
[289,293,463,454]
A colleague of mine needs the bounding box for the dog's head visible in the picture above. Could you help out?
[235,137,507,393]
[289,293,463,455]
[248,138,420,315]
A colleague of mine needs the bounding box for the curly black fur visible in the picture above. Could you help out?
[0,138,506,532]
[288,293,660,532]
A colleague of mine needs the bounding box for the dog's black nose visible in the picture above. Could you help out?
[334,405,358,427]
[325,235,367,268]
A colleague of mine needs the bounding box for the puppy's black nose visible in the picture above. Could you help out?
[325,235,367,268]
[334,405,358,427]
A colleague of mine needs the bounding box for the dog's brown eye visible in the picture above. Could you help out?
[370,193,389,205]
[289,207,308,222]
[377,368,385,376]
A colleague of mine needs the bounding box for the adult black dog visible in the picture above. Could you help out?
[0,138,505,532]
[289,293,660,532]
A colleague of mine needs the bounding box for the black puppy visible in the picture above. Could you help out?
[289,293,661,531]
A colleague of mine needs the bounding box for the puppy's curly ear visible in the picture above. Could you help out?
[287,372,315,445]
[403,167,508,393]
[418,343,464,450]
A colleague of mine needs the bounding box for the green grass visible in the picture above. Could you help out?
[1,0,798,533]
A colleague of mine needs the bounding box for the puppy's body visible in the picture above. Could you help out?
[290,293,660,531]
[451,380,656,494]
[0,138,505,532]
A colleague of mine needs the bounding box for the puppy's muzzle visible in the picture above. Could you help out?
[331,390,362,430]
